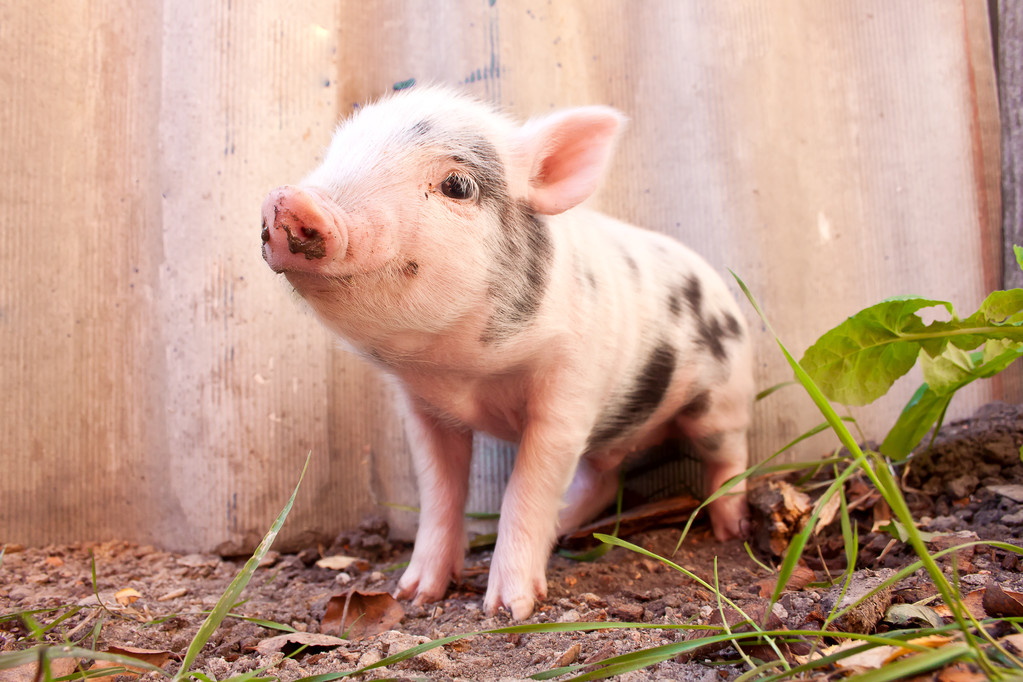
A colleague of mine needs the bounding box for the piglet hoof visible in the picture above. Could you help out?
[394,557,459,606]
[708,496,751,542]
[483,570,547,620]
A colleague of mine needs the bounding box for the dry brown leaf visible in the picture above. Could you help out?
[255,632,347,656]
[931,584,1023,620]
[0,656,79,682]
[88,645,174,678]
[321,589,404,640]
[834,642,896,669]
[754,564,816,597]
[115,588,142,606]
[886,634,955,662]
[981,582,1023,618]
[315,555,370,572]
[871,497,892,527]
[932,588,986,620]
[813,492,841,534]
[779,481,812,518]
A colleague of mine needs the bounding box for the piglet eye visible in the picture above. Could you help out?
[439,173,477,201]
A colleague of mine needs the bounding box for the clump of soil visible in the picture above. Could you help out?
[2,403,1022,681]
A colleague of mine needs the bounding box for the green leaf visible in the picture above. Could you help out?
[799,297,952,405]
[926,289,1023,352]
[880,384,952,459]
[920,346,977,395]
[974,288,1023,325]
[1015,245,1023,272]
[882,341,1023,459]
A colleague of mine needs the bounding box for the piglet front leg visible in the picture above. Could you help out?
[484,410,589,620]
[394,397,474,605]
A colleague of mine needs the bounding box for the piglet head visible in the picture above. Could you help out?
[259,86,627,347]
[260,185,348,274]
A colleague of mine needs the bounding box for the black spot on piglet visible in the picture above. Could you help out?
[586,341,677,451]
[667,290,682,318]
[683,276,702,315]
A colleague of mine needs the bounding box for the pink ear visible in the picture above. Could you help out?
[520,106,626,215]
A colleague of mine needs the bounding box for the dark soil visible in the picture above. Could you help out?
[2,403,1022,681]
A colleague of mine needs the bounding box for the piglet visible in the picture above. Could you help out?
[261,86,753,620]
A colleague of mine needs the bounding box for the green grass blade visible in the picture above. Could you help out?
[219,614,296,632]
[174,452,311,681]
[755,381,795,401]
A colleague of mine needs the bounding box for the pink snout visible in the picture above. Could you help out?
[261,186,347,273]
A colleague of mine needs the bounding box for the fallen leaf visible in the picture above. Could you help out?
[255,632,347,656]
[115,588,142,606]
[981,582,1023,618]
[932,588,986,620]
[886,634,956,662]
[89,646,174,677]
[0,656,79,682]
[316,555,370,572]
[754,564,816,597]
[321,590,404,640]
[835,642,897,669]
[883,603,943,629]
[813,492,842,534]
[931,585,1023,620]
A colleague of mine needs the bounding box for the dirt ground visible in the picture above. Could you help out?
[2,403,1023,681]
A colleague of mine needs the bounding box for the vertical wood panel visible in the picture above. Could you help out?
[158,1,349,551]
[0,2,166,543]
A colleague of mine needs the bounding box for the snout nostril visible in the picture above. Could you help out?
[261,222,270,244]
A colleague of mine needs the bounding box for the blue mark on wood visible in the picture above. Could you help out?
[393,78,416,91]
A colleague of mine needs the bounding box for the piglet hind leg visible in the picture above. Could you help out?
[699,433,750,541]
[678,389,753,542]
[556,452,623,535]
[394,399,474,606]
